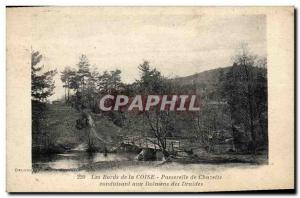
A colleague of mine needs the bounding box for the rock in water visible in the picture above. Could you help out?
[136,148,156,161]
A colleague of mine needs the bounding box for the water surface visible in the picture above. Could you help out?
[33,151,137,170]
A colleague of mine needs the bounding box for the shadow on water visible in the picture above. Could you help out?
[32,151,137,170]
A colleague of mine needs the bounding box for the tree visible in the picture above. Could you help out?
[138,61,164,94]
[220,45,268,153]
[31,50,57,154]
[60,67,76,102]
[69,55,92,110]
[135,61,175,157]
[98,69,123,94]
[86,69,100,110]
[77,54,91,92]
[254,58,268,147]
[31,50,57,102]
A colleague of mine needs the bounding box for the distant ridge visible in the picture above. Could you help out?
[171,66,232,86]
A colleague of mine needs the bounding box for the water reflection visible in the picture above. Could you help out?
[33,152,137,170]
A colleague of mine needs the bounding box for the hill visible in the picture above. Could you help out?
[170,66,231,87]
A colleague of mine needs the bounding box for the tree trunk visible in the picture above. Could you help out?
[67,80,70,102]
[64,85,67,102]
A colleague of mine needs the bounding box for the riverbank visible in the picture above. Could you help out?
[79,153,267,171]
[32,151,267,172]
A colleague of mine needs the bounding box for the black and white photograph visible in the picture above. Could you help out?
[29,11,268,172]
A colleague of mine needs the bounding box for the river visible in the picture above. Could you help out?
[32,151,139,170]
[32,150,263,172]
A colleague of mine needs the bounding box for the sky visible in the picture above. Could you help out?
[20,7,266,101]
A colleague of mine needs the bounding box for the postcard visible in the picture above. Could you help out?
[6,6,294,192]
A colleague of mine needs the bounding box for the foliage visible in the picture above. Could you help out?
[31,50,57,154]
[219,46,268,153]
[31,51,57,102]
[55,47,268,156]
